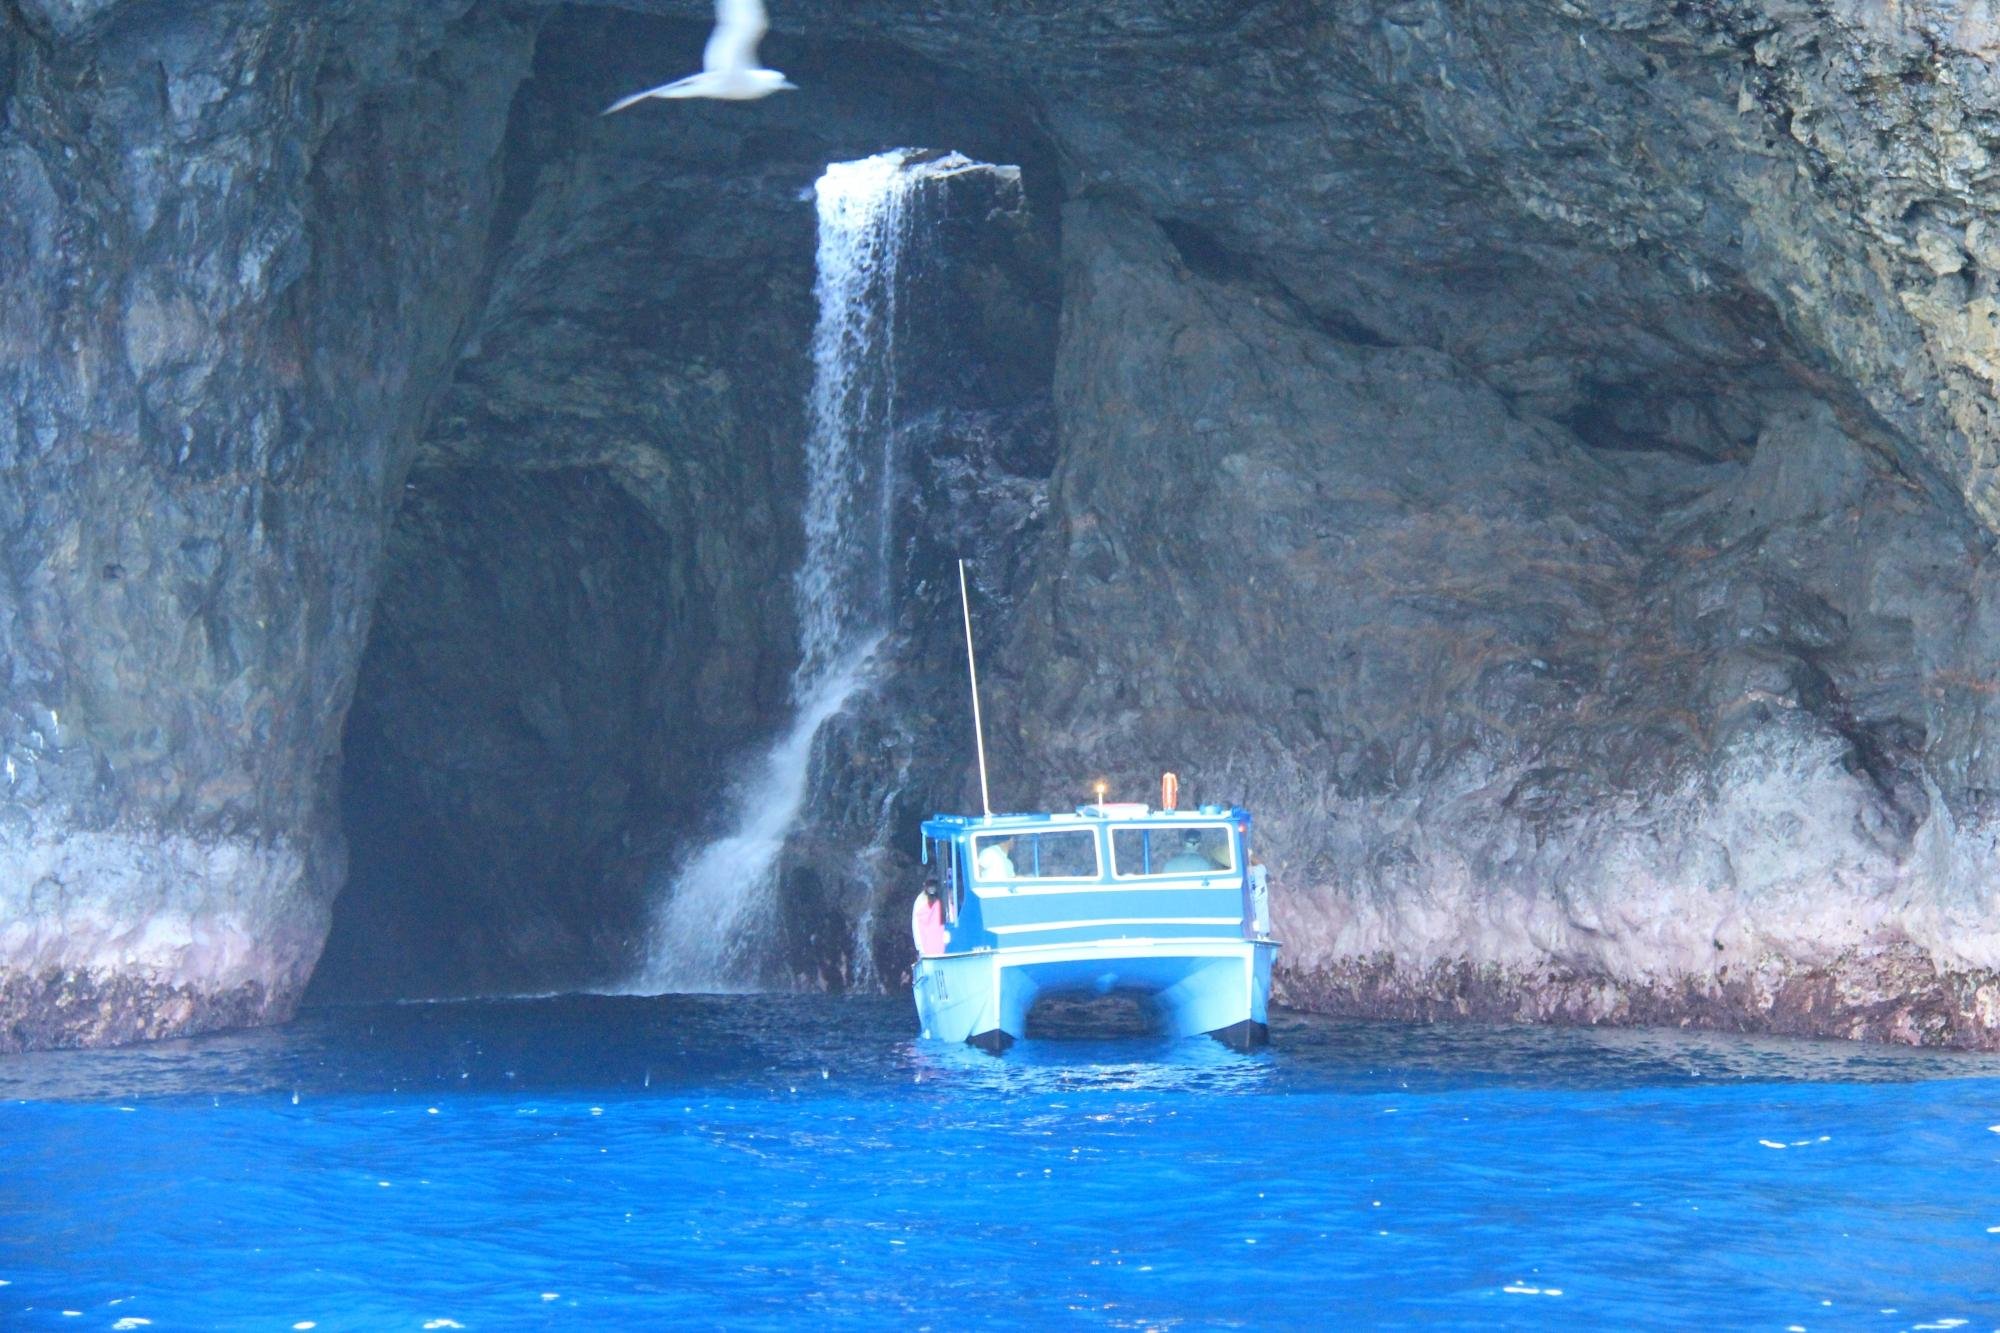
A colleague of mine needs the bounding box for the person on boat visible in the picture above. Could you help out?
[1162,829,1216,872]
[976,836,1016,880]
[911,886,946,957]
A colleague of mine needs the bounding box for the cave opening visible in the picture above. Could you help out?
[310,7,1061,1004]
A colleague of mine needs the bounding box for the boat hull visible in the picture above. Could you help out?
[913,938,1276,1049]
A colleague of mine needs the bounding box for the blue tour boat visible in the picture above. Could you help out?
[910,800,1277,1051]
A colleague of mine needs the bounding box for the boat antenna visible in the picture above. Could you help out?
[957,557,993,817]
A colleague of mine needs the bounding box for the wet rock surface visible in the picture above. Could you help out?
[6,0,2000,1046]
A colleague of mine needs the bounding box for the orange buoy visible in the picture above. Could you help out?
[1161,771,1179,811]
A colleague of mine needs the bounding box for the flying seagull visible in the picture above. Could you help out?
[602,0,796,111]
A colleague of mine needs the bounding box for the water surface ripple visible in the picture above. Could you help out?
[3,996,1997,1328]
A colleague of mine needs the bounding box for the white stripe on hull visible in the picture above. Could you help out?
[983,916,1244,935]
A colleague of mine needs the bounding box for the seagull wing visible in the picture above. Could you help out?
[702,0,769,74]
[602,81,672,114]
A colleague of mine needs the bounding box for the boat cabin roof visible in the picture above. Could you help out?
[921,803,1250,844]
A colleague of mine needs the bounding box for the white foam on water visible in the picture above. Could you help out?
[1759,1139,1788,1149]
[112,1319,151,1330]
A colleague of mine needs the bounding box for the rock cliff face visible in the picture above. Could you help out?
[5,0,2000,1048]
[998,197,2000,1045]
[0,0,534,1047]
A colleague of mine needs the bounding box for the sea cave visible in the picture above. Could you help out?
[4,0,2000,1053]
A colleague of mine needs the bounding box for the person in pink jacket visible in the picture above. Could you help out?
[911,887,946,957]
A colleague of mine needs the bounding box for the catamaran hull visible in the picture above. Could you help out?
[913,938,1276,1050]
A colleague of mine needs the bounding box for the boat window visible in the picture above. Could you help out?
[1111,824,1235,877]
[927,838,961,922]
[971,829,1100,882]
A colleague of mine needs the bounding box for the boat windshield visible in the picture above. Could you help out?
[1111,824,1235,877]
[971,829,1100,882]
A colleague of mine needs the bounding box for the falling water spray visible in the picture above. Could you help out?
[638,152,932,992]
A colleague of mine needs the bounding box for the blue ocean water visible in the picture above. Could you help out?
[2,996,1998,1330]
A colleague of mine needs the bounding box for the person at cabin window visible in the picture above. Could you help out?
[976,836,1016,881]
[1162,829,1216,873]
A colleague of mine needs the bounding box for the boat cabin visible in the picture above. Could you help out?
[918,803,1258,955]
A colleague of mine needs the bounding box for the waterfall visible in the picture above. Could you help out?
[793,152,915,688]
[638,152,928,993]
